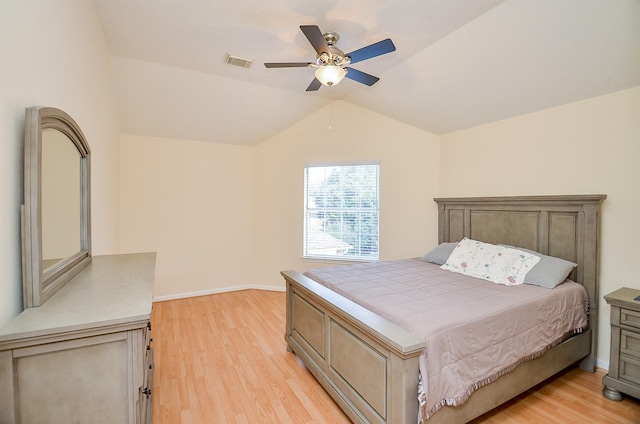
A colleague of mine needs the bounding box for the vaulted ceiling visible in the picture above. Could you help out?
[93,0,640,146]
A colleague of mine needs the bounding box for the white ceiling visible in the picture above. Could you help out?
[93,0,640,146]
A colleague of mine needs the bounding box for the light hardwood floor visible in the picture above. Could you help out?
[151,290,640,423]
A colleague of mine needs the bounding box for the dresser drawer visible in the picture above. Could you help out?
[621,308,640,330]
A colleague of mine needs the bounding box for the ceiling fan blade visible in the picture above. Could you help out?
[344,67,380,86]
[346,38,396,65]
[300,25,330,56]
[306,78,322,92]
[264,62,311,68]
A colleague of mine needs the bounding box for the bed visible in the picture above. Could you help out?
[281,195,606,424]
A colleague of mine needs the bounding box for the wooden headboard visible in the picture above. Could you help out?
[434,194,606,370]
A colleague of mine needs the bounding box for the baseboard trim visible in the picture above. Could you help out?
[596,360,610,372]
[153,284,285,303]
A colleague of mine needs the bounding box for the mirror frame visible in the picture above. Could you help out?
[22,106,92,308]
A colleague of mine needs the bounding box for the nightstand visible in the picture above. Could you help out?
[603,287,640,401]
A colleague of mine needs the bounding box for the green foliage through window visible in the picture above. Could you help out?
[304,164,379,260]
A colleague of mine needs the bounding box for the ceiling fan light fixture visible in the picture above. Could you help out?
[315,64,346,86]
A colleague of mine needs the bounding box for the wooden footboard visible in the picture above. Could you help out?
[282,270,424,424]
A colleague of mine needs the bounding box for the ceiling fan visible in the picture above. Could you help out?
[264,25,396,92]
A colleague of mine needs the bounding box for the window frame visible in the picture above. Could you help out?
[302,162,380,262]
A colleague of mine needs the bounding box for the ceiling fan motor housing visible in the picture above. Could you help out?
[316,32,350,67]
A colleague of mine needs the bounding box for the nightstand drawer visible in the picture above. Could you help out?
[621,308,640,330]
[620,353,640,386]
[621,329,640,359]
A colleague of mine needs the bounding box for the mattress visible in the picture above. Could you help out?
[303,258,589,420]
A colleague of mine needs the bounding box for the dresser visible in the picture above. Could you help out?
[0,252,156,424]
[603,287,640,401]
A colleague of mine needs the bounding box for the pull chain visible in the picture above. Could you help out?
[328,86,334,131]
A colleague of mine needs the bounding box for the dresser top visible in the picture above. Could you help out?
[0,252,156,347]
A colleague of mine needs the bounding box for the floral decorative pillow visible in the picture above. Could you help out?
[499,245,577,288]
[441,238,541,286]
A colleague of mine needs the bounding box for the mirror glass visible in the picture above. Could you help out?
[41,129,82,272]
[22,107,91,308]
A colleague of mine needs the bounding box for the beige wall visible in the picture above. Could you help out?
[119,135,256,299]
[253,100,440,285]
[439,86,640,367]
[0,1,120,326]
[119,101,440,298]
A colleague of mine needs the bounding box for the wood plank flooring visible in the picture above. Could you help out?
[151,289,640,423]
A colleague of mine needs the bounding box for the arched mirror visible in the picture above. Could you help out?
[22,107,91,308]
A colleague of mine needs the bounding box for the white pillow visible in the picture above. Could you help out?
[441,238,541,286]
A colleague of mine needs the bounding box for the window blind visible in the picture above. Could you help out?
[303,164,379,260]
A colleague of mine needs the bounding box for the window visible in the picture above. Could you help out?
[304,163,379,260]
